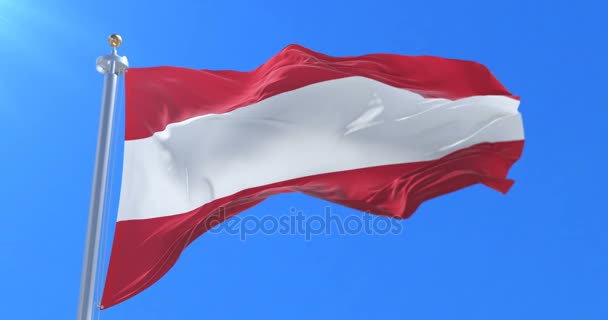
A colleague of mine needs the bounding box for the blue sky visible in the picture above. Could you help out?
[1,0,606,319]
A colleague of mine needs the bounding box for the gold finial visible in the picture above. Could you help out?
[108,34,122,48]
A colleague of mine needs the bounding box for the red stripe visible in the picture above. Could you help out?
[125,44,518,140]
[101,140,524,309]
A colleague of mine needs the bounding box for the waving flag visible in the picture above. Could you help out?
[101,44,524,308]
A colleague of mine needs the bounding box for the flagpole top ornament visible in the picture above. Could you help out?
[108,34,122,48]
[96,34,129,75]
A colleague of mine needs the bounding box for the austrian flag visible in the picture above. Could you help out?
[101,44,524,308]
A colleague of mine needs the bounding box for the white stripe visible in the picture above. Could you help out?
[118,76,523,221]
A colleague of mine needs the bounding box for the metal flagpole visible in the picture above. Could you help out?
[77,34,129,320]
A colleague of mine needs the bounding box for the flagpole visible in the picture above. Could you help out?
[77,34,128,320]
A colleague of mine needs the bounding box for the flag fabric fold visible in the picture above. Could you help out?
[101,44,524,309]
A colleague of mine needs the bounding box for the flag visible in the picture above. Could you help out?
[101,44,524,308]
